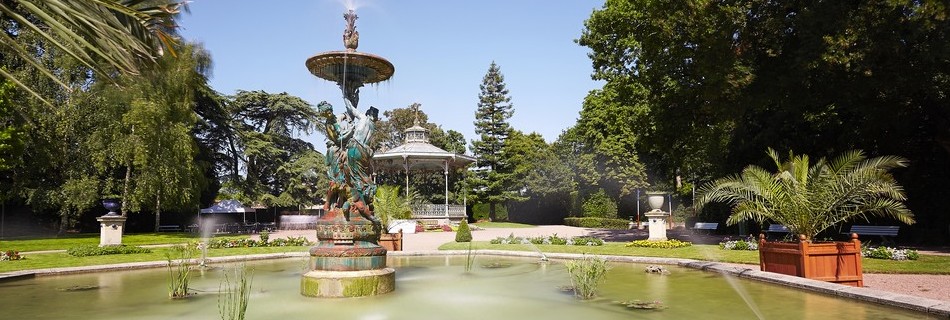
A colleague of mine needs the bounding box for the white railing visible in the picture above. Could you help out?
[410,204,466,219]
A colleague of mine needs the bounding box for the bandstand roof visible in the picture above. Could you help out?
[373,124,476,172]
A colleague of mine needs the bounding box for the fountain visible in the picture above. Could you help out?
[299,9,395,298]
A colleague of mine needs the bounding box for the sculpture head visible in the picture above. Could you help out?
[366,106,379,121]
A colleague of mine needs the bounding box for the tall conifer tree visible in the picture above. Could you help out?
[469,62,521,221]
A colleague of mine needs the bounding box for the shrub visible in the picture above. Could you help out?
[0,250,22,261]
[455,220,472,242]
[67,245,151,257]
[564,217,629,229]
[581,189,618,218]
[571,237,604,246]
[862,246,919,260]
[719,236,758,251]
[206,236,310,249]
[473,203,508,221]
[625,239,692,249]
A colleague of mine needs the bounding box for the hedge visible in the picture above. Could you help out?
[564,217,629,229]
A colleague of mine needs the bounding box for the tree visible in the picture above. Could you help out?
[503,130,573,223]
[0,0,184,104]
[226,90,320,208]
[578,0,950,243]
[469,62,521,221]
[697,149,915,240]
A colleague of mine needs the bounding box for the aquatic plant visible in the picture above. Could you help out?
[218,264,253,320]
[564,255,611,300]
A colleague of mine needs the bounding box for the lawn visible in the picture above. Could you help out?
[0,233,206,252]
[437,241,950,275]
[0,246,307,273]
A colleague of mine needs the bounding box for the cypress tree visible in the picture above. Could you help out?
[469,62,521,221]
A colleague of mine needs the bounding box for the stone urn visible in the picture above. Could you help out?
[102,198,121,216]
[646,192,666,210]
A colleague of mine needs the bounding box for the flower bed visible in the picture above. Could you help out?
[625,239,692,249]
[489,233,604,246]
[204,236,311,249]
[0,250,22,261]
[719,236,759,251]
[862,246,919,260]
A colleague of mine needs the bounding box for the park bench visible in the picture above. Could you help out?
[846,225,899,245]
[157,225,181,232]
[766,224,790,239]
[691,222,718,234]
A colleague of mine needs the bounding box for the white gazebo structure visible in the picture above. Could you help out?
[373,122,476,221]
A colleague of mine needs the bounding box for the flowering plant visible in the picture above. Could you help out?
[719,236,759,251]
[0,250,22,261]
[861,246,919,260]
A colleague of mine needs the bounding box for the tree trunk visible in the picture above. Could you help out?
[57,210,69,236]
[121,164,131,217]
[153,193,161,233]
[489,202,496,221]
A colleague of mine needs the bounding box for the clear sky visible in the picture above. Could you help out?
[178,0,605,152]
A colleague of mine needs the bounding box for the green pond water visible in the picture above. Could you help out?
[0,256,935,319]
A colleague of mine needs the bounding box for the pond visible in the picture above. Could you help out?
[0,256,934,319]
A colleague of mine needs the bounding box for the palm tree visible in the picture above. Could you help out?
[0,0,183,104]
[697,148,914,240]
[372,185,420,228]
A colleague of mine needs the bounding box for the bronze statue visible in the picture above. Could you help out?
[343,10,359,51]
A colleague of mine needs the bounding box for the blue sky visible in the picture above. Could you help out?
[178,0,605,152]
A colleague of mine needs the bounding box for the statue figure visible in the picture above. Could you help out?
[317,98,378,223]
[343,10,359,51]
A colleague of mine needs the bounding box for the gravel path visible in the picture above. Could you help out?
[268,225,950,303]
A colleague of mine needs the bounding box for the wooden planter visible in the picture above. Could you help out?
[758,233,863,287]
[378,230,403,251]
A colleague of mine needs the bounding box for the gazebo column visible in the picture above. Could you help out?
[403,156,409,198]
[444,159,449,218]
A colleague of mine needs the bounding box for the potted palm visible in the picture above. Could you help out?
[697,149,915,286]
[373,185,417,251]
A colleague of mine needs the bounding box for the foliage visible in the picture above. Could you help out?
[472,203,508,221]
[488,233,603,246]
[581,189,618,219]
[0,250,22,261]
[503,130,575,223]
[373,185,414,228]
[564,217,630,229]
[469,62,523,221]
[455,219,472,242]
[626,240,692,249]
[165,244,194,298]
[66,245,152,257]
[0,0,184,104]
[719,237,759,251]
[697,149,915,240]
[219,264,253,320]
[862,246,919,261]
[565,255,611,300]
[578,0,950,244]
[0,81,24,171]
[204,236,310,249]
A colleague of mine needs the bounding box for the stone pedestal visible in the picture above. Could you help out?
[97,215,127,246]
[302,211,393,298]
[645,210,670,241]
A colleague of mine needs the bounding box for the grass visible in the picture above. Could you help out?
[438,242,950,274]
[471,222,535,229]
[0,233,206,252]
[0,246,306,273]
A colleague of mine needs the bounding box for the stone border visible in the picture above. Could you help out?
[2,250,947,317]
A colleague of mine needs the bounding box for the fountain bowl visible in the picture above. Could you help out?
[306,50,394,85]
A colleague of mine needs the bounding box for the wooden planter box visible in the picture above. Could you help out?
[378,230,403,251]
[758,233,863,287]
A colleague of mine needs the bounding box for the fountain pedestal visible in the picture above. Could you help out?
[301,212,394,297]
[97,215,127,246]
[645,210,670,241]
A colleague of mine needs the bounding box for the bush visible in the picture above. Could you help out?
[862,246,919,260]
[571,237,604,246]
[625,239,692,249]
[487,233,603,246]
[719,236,758,251]
[564,217,629,229]
[0,250,22,261]
[473,203,508,221]
[67,244,152,257]
[455,220,472,242]
[581,189,618,218]
[206,236,310,249]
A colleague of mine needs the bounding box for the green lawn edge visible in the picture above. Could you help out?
[438,241,950,275]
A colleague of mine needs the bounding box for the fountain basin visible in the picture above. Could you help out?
[306,51,394,85]
[0,254,943,319]
[301,268,395,297]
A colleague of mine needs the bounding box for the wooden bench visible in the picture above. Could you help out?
[766,224,790,239]
[692,222,718,234]
[846,225,899,244]
[157,225,181,232]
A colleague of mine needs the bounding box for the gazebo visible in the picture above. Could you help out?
[373,122,476,221]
